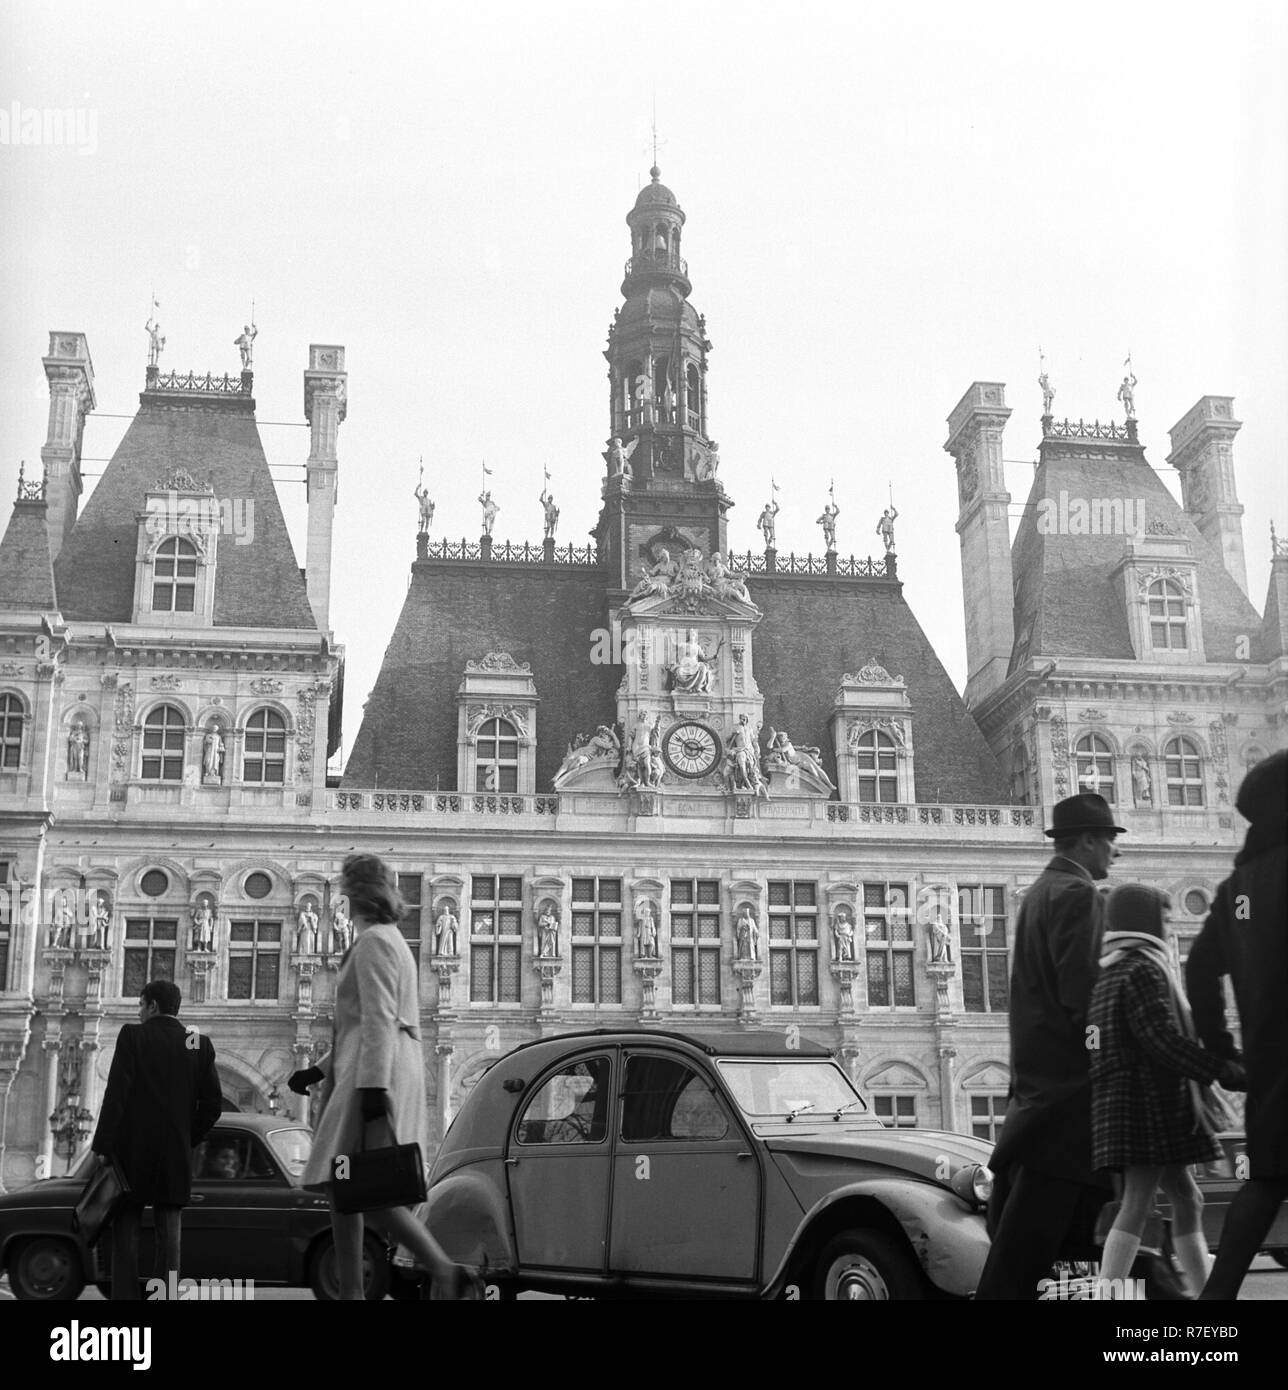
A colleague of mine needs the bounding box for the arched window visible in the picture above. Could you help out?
[476,718,519,793]
[1163,736,1204,807]
[853,729,899,803]
[1009,741,1030,805]
[686,363,701,431]
[626,360,643,429]
[1147,579,1187,650]
[0,694,23,769]
[1074,733,1116,803]
[652,222,668,257]
[142,705,186,781]
[152,537,198,613]
[243,708,287,784]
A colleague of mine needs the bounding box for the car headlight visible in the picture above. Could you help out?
[950,1163,993,1208]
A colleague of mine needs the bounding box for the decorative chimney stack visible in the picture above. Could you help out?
[945,382,1014,708]
[303,345,346,632]
[40,332,96,562]
[1166,396,1248,597]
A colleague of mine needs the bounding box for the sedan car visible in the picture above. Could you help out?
[393,1028,994,1300]
[1188,1132,1288,1266]
[0,1114,389,1300]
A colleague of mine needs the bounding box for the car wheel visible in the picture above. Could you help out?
[308,1235,392,1301]
[1270,1250,1288,1270]
[8,1236,86,1301]
[814,1229,923,1301]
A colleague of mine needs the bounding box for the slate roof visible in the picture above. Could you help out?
[51,391,316,629]
[1008,435,1265,670]
[0,498,57,611]
[342,559,1011,803]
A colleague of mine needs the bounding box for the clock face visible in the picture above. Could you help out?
[663,721,722,779]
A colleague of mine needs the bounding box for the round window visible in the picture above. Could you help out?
[1183,889,1208,917]
[140,869,169,898]
[244,871,273,900]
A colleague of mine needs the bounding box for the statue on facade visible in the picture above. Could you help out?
[876,505,899,555]
[667,629,720,694]
[537,903,560,958]
[1132,754,1153,806]
[1039,369,1055,416]
[433,901,459,956]
[67,722,90,778]
[817,498,840,551]
[145,308,166,367]
[725,713,767,797]
[556,724,620,781]
[832,909,855,961]
[628,547,678,601]
[295,901,319,954]
[540,484,559,541]
[695,442,720,481]
[634,898,659,958]
[634,371,654,424]
[758,498,780,549]
[1117,366,1138,421]
[414,480,434,534]
[735,905,760,961]
[202,725,225,781]
[479,490,499,537]
[606,436,639,479]
[331,899,352,954]
[91,894,111,950]
[706,551,751,604]
[929,914,953,964]
[620,712,664,790]
[50,892,76,949]
[191,898,216,953]
[765,727,834,790]
[233,322,258,371]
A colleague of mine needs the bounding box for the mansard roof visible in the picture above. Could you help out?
[1008,433,1264,670]
[342,556,1011,803]
[52,388,315,629]
[0,498,57,611]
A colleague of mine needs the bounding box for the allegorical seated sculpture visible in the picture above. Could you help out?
[628,547,678,602]
[666,630,720,694]
[765,727,835,790]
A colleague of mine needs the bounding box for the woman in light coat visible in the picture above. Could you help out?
[290,853,461,1299]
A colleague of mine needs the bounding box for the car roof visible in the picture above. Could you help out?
[210,1114,309,1136]
[504,1028,834,1059]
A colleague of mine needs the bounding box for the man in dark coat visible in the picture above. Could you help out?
[974,793,1122,1298]
[1188,749,1287,1299]
[91,978,222,1299]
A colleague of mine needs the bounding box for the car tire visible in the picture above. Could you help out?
[308,1234,392,1301]
[8,1235,86,1301]
[814,1229,923,1301]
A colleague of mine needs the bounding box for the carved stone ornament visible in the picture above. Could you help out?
[1145,518,1177,535]
[467,703,530,739]
[150,466,213,494]
[1137,565,1193,599]
[250,677,284,695]
[846,659,903,686]
[848,717,908,749]
[465,651,532,673]
[1167,711,1196,725]
[151,674,182,690]
[1078,708,1106,722]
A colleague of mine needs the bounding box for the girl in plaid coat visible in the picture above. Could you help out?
[1089,883,1243,1295]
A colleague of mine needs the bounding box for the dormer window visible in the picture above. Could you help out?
[141,705,186,781]
[1164,736,1205,806]
[1148,579,1188,650]
[152,537,198,612]
[476,718,519,792]
[853,729,899,803]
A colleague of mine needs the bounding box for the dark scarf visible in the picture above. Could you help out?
[1235,815,1288,867]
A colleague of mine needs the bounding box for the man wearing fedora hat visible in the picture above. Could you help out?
[975,791,1124,1298]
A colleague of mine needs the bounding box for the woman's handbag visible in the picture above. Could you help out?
[72,1158,131,1247]
[331,1121,427,1215]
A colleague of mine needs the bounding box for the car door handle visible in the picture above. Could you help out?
[504,1158,518,1166]
[190,1194,205,1202]
[737,1152,753,1160]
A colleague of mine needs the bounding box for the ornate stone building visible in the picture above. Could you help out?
[0,170,1282,1187]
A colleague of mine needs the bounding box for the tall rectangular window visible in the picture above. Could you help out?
[873,1094,917,1129]
[227,919,282,1000]
[570,877,622,1005]
[767,880,819,1006]
[670,878,722,1007]
[0,862,11,990]
[123,917,178,997]
[969,1094,1007,1144]
[959,885,1009,1012]
[397,873,423,968]
[470,875,523,1003]
[864,881,914,1007]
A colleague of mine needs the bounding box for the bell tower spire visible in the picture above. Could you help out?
[598,167,726,593]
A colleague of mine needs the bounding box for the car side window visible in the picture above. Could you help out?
[193,1133,250,1181]
[515,1056,609,1145]
[620,1055,731,1143]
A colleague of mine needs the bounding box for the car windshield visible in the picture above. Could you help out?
[265,1127,312,1180]
[716,1060,867,1118]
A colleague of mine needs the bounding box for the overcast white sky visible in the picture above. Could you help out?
[2,1,1285,772]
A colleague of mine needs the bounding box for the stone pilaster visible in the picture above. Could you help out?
[41,332,96,562]
[303,345,347,632]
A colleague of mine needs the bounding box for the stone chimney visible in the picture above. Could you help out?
[303,345,346,632]
[1166,396,1248,597]
[40,332,96,562]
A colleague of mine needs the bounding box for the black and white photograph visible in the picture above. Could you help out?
[1,0,1285,1363]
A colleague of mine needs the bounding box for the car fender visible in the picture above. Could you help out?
[1,1222,95,1281]
[421,1164,516,1273]
[771,1177,989,1298]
